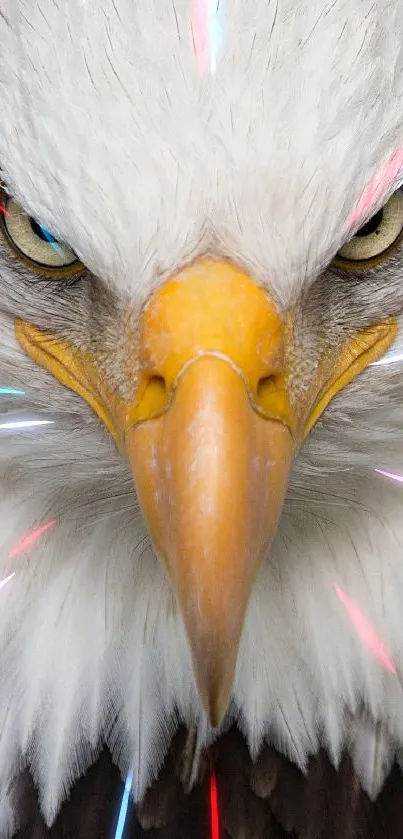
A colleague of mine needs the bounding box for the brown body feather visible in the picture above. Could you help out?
[12,727,403,838]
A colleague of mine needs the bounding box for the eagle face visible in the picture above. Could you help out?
[1,0,403,830]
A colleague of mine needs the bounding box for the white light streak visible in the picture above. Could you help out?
[0,573,16,592]
[375,468,403,484]
[370,352,403,367]
[0,420,54,430]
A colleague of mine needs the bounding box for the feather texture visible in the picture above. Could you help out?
[1,0,403,301]
[11,730,403,838]
[1,0,403,835]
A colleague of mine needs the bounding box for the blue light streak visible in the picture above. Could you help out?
[114,770,133,839]
[0,388,25,395]
[209,0,224,75]
[38,224,65,258]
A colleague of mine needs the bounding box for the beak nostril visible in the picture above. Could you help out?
[148,374,167,397]
[134,374,169,421]
[257,375,280,400]
[255,373,290,420]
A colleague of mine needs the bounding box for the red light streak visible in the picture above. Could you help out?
[8,519,56,558]
[0,204,10,217]
[210,771,219,839]
[333,583,396,674]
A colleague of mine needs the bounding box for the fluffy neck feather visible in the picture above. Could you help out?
[2,342,403,834]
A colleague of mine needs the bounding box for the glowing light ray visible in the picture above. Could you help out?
[0,388,25,395]
[333,583,396,674]
[0,420,54,429]
[38,224,65,258]
[209,1,223,74]
[210,771,220,839]
[191,0,224,76]
[347,147,403,231]
[114,770,133,839]
[375,468,403,484]
[0,573,15,592]
[0,204,10,217]
[0,521,56,595]
[370,352,403,367]
[8,519,56,559]
[191,0,210,74]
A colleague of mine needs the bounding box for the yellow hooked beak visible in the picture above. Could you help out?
[15,259,396,726]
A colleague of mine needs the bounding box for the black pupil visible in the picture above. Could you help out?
[30,218,52,242]
[356,209,383,237]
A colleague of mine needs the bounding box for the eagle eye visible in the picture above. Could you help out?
[335,189,403,269]
[0,187,82,277]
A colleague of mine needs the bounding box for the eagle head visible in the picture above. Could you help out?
[1,0,403,830]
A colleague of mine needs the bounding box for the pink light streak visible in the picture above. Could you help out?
[210,771,219,839]
[191,0,209,74]
[375,468,403,485]
[347,147,403,231]
[0,204,10,217]
[8,519,56,559]
[0,520,56,595]
[190,0,223,76]
[333,583,396,674]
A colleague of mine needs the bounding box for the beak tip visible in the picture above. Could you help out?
[198,671,232,728]
[207,705,227,729]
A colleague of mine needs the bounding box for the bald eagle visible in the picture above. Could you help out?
[1,0,403,836]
